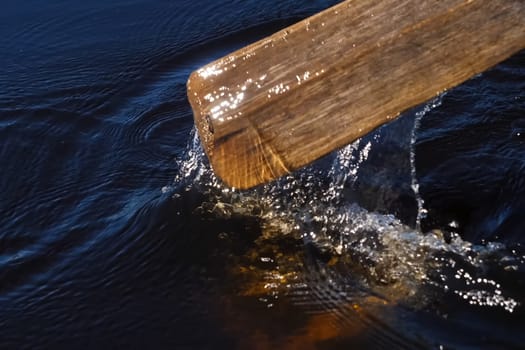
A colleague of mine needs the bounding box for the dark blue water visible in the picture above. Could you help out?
[1,1,524,349]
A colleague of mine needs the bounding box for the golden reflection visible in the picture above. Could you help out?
[214,223,411,349]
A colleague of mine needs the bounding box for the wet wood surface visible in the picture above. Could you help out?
[187,0,525,189]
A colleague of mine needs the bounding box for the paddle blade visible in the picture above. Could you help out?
[187,0,525,189]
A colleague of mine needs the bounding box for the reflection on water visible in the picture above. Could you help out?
[169,94,523,347]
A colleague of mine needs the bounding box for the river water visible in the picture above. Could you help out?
[1,1,524,349]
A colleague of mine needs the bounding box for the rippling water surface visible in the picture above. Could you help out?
[1,1,524,349]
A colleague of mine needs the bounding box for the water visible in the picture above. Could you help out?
[1,1,524,348]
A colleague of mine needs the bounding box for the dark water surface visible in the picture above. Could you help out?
[1,1,524,349]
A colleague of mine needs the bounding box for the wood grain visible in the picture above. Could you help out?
[187,0,525,189]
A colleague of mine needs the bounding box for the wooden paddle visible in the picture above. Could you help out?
[187,0,525,189]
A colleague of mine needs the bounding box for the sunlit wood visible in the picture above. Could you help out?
[188,0,525,189]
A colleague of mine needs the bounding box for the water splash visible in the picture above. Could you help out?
[171,117,520,314]
[410,94,445,230]
[326,140,371,204]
